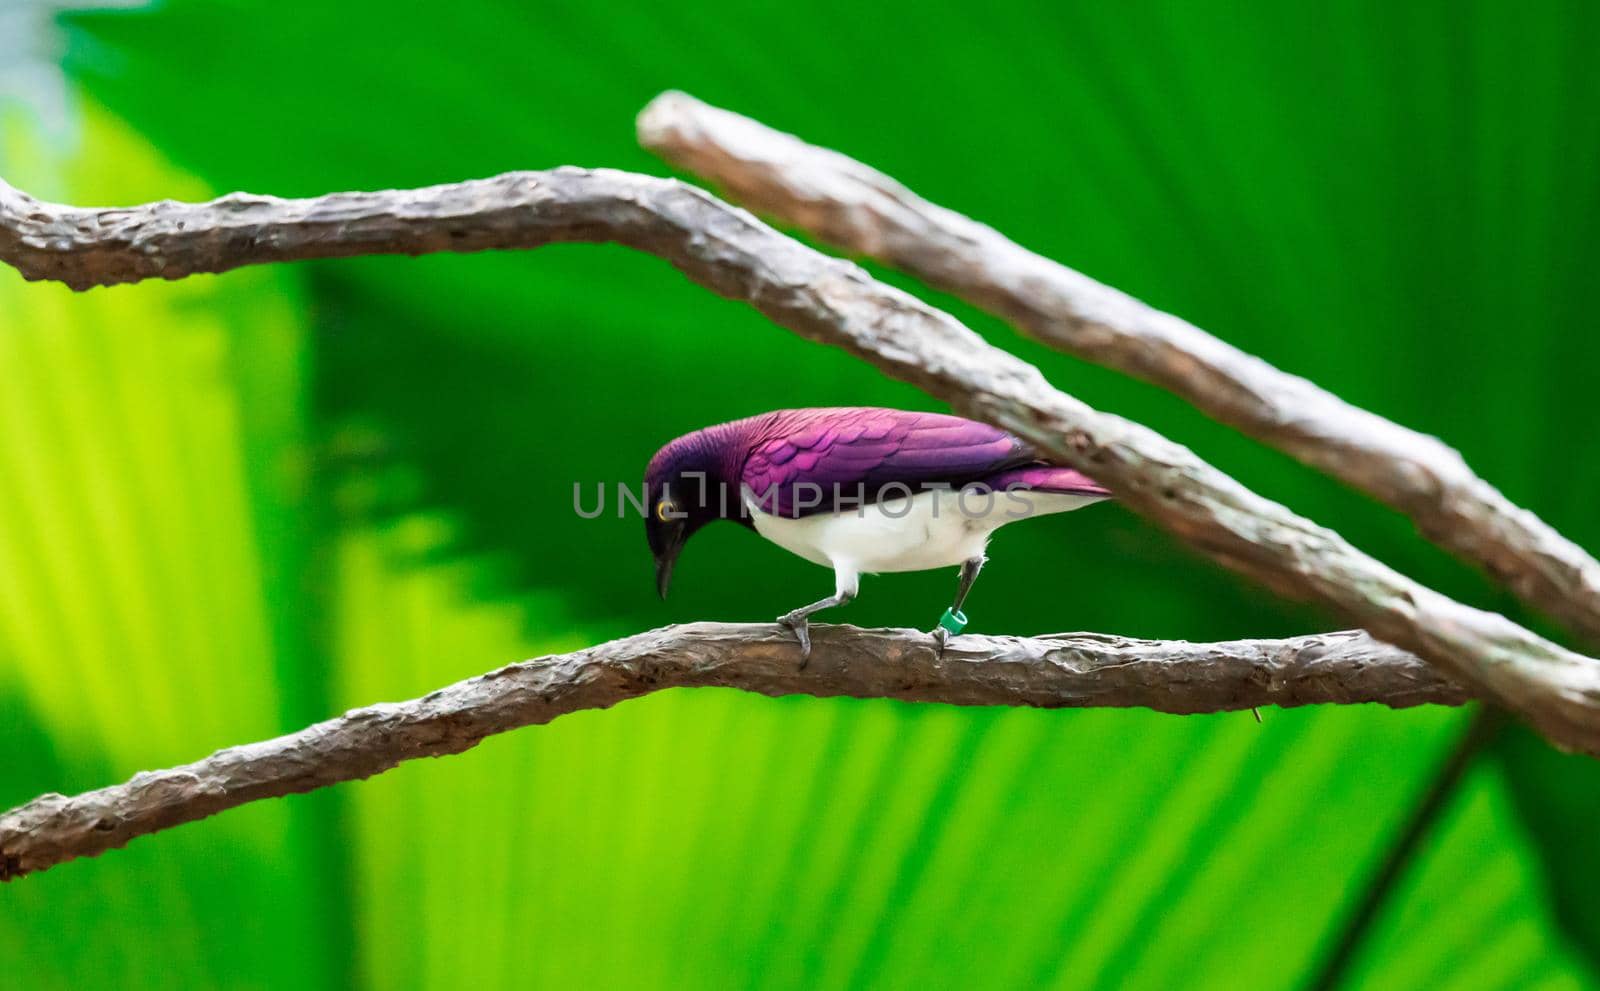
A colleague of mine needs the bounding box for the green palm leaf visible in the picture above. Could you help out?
[0,1,1593,987]
[0,104,342,986]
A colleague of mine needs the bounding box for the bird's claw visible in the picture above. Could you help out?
[778,610,813,661]
[930,626,951,656]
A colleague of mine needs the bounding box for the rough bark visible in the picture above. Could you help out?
[1,165,1597,753]
[0,623,1466,880]
[635,90,1600,649]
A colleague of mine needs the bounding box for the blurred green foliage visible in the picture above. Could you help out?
[0,1,1597,987]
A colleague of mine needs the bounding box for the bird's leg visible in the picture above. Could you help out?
[932,555,986,653]
[777,594,850,659]
[778,568,859,661]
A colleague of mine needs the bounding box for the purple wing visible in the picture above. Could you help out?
[741,408,1036,517]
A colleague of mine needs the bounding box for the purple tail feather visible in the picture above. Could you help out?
[980,464,1111,497]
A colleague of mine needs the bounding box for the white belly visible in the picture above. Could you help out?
[748,487,1104,575]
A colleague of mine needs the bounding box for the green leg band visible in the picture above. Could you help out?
[937,608,968,635]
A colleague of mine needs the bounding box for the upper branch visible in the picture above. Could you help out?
[0,623,1465,880]
[635,91,1600,648]
[1,162,1597,752]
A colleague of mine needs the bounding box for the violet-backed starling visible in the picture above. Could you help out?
[644,407,1111,655]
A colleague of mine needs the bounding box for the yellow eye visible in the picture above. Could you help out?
[656,500,677,522]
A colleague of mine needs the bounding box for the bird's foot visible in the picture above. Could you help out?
[931,607,967,656]
[777,610,813,661]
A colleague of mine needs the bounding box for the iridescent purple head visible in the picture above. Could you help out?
[643,418,755,598]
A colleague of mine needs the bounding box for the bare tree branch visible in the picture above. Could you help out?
[1,165,1597,753]
[635,90,1600,648]
[0,623,1467,881]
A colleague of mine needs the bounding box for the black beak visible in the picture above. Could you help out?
[655,549,677,600]
[654,523,687,600]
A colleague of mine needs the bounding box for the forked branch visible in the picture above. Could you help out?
[636,90,1600,648]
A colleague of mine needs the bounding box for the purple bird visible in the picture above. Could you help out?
[644,407,1111,654]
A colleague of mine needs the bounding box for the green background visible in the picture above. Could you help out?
[2,1,1599,987]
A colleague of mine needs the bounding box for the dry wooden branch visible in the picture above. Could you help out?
[0,623,1466,880]
[636,90,1600,648]
[0,166,1596,754]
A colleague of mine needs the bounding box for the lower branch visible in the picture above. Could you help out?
[0,623,1463,881]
